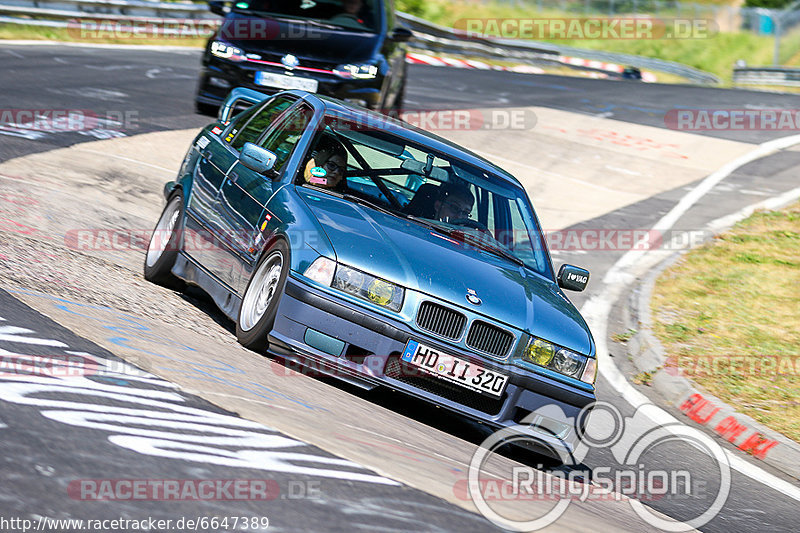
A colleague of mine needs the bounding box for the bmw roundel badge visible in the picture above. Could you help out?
[466,289,482,306]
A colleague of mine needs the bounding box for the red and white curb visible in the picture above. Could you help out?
[406,52,544,74]
[406,51,658,82]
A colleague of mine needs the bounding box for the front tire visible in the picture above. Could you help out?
[236,240,290,352]
[144,193,185,289]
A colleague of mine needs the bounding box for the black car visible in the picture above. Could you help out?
[196,0,412,114]
[621,66,643,81]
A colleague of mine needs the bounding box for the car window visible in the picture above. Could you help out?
[350,143,416,205]
[233,0,382,33]
[230,96,295,151]
[297,115,552,277]
[259,104,313,173]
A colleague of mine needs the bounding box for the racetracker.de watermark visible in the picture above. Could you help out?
[453,17,716,40]
[291,108,539,133]
[64,228,713,254]
[67,17,327,40]
[0,354,100,377]
[0,109,138,133]
[66,479,323,501]
[666,109,800,131]
[665,354,800,378]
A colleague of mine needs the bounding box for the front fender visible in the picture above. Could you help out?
[262,185,336,276]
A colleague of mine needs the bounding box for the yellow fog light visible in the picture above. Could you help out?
[525,337,555,366]
[367,279,394,306]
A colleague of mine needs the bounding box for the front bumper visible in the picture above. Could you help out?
[197,56,383,109]
[269,275,596,458]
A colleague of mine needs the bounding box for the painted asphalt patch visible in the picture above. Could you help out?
[0,289,497,532]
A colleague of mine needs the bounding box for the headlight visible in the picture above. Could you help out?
[210,40,246,62]
[553,349,583,377]
[518,336,595,384]
[304,257,336,286]
[334,64,378,79]
[333,264,404,312]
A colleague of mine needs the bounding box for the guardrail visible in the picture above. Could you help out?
[733,66,800,87]
[396,11,719,84]
[0,0,720,84]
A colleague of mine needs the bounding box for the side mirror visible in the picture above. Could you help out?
[218,87,270,123]
[209,0,228,17]
[557,264,590,292]
[240,143,277,174]
[391,27,413,43]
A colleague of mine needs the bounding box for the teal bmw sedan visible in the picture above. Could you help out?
[145,89,596,458]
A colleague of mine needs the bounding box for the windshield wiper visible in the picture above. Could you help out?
[407,217,525,267]
[342,194,398,218]
[467,237,525,267]
[272,16,340,29]
[406,215,457,236]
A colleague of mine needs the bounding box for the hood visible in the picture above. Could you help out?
[299,190,593,355]
[219,14,379,64]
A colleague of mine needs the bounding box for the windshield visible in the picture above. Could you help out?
[232,0,380,32]
[297,117,553,277]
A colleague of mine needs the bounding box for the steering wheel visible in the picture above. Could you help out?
[450,218,488,231]
[329,13,364,26]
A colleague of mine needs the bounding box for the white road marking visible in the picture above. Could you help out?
[74,148,177,174]
[738,189,773,196]
[582,133,800,501]
[6,49,24,59]
[0,128,47,140]
[0,326,68,347]
[47,87,128,101]
[605,165,642,176]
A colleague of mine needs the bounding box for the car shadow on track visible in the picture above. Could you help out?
[174,285,592,481]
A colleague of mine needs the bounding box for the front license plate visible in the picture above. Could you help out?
[401,340,508,398]
[254,71,318,92]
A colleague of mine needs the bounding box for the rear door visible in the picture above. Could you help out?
[186,96,297,288]
[210,102,313,293]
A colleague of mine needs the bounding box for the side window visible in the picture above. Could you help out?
[229,96,295,151]
[260,104,313,172]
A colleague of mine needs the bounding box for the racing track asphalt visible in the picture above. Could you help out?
[1,43,799,532]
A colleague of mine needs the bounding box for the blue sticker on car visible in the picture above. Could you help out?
[402,340,419,363]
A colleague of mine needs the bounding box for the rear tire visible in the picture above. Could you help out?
[144,193,185,290]
[236,240,290,352]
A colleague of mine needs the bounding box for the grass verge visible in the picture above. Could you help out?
[397,0,793,84]
[650,201,800,442]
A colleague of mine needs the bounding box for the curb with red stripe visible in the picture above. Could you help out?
[406,51,658,82]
